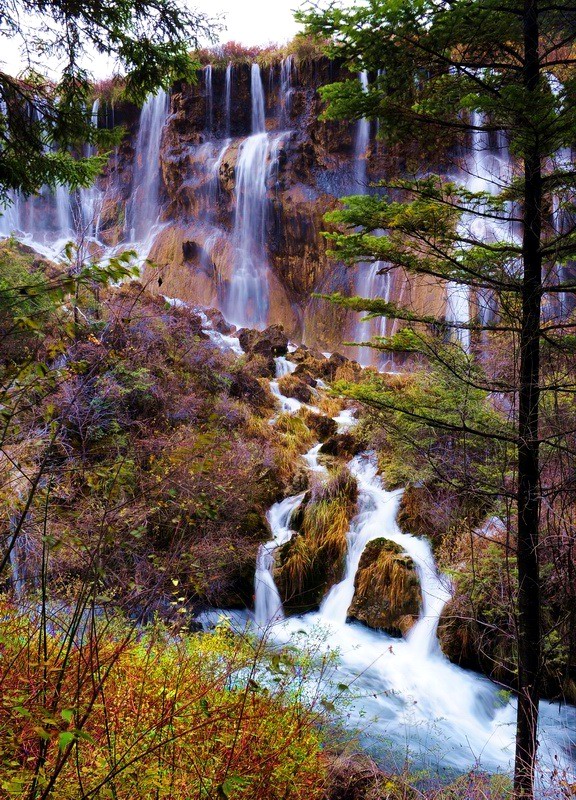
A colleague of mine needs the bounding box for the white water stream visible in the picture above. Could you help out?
[247,353,576,786]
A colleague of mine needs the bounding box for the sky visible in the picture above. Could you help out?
[1,0,306,79]
[198,0,304,48]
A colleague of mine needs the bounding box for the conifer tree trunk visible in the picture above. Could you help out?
[515,2,542,796]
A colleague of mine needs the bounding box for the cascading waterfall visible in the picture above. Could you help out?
[247,349,575,781]
[223,133,282,327]
[1,89,169,261]
[251,63,266,134]
[352,71,392,369]
[223,63,288,328]
[126,89,170,242]
[447,110,515,344]
[0,104,75,253]
[353,71,370,189]
[204,65,213,133]
[354,257,399,370]
[224,63,232,135]
[76,98,103,241]
[9,509,26,599]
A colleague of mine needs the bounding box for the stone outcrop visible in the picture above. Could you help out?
[275,467,358,613]
[348,538,421,636]
[102,56,452,354]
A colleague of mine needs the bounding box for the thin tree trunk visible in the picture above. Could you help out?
[514,1,542,796]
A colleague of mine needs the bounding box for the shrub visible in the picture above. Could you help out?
[0,601,329,799]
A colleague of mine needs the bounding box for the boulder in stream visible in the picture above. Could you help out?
[348,538,421,637]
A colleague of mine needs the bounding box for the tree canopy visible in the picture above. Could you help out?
[0,0,218,203]
[298,1,576,797]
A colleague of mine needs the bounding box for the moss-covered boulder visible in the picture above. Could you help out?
[237,324,288,358]
[348,539,421,637]
[320,433,360,460]
[301,409,338,440]
[277,373,314,403]
[275,468,358,613]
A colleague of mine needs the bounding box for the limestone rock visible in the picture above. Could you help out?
[204,307,236,335]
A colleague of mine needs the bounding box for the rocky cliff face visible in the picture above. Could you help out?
[95,56,450,356]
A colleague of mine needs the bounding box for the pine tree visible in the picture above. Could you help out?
[298,1,576,796]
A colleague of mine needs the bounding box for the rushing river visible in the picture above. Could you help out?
[195,339,576,792]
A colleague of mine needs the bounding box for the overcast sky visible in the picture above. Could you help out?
[1,0,306,79]
[204,0,304,48]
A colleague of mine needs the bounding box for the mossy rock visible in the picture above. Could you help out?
[320,433,360,460]
[348,538,421,637]
[277,373,313,403]
[275,468,358,614]
[243,353,276,379]
[301,409,338,440]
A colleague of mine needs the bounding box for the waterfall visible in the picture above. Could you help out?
[204,65,213,133]
[353,71,370,189]
[0,101,76,252]
[76,98,103,241]
[251,64,266,134]
[258,443,574,777]
[202,331,575,782]
[279,55,294,126]
[224,63,232,136]
[254,492,305,628]
[224,132,285,328]
[352,73,389,368]
[354,257,398,369]
[126,89,169,242]
[448,109,516,344]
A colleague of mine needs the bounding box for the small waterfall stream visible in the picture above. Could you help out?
[126,89,170,243]
[244,351,576,783]
[254,492,305,629]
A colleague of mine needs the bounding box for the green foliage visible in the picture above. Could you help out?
[0,239,57,320]
[338,365,511,489]
[0,1,219,202]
